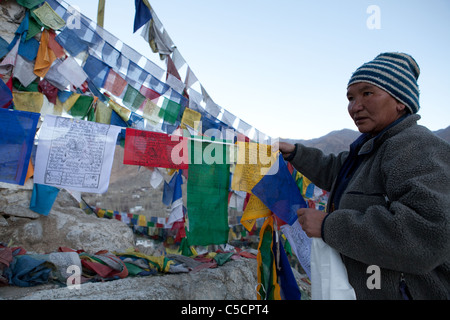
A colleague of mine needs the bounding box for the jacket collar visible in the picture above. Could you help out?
[357,114,420,155]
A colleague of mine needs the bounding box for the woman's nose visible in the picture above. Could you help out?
[348,98,363,114]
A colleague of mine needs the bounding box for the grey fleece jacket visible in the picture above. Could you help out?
[289,114,450,300]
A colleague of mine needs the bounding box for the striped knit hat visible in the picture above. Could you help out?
[347,52,420,114]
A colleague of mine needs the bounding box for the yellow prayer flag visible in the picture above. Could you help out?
[141,98,161,125]
[302,174,312,196]
[138,215,147,227]
[95,100,112,124]
[180,108,201,131]
[108,98,131,122]
[97,209,106,218]
[12,92,44,113]
[240,194,272,231]
[231,141,277,194]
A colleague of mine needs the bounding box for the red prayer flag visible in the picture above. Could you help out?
[124,128,188,169]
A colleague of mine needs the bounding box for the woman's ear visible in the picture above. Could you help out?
[396,102,407,113]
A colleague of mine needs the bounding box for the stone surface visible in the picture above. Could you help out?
[0,182,136,254]
[0,257,311,300]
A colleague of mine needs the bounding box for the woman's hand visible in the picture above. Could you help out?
[297,208,327,238]
[278,142,296,160]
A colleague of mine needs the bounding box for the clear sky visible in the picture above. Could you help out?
[64,0,450,139]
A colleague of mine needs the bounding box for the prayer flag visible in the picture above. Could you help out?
[122,85,146,112]
[140,85,161,101]
[56,56,88,88]
[159,98,181,125]
[0,36,9,59]
[0,108,39,185]
[251,153,307,225]
[133,0,152,33]
[32,1,65,30]
[140,98,161,126]
[14,55,38,88]
[0,79,13,108]
[272,232,302,300]
[55,27,88,57]
[123,128,188,169]
[29,183,60,216]
[47,30,65,58]
[180,108,201,131]
[103,69,127,97]
[68,95,94,119]
[34,29,56,78]
[34,115,121,193]
[18,37,39,61]
[240,194,271,232]
[186,138,230,246]
[16,0,45,9]
[162,171,178,206]
[83,55,111,88]
[231,141,276,194]
[280,220,312,279]
[256,216,281,300]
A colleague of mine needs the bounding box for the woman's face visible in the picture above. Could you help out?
[347,82,407,136]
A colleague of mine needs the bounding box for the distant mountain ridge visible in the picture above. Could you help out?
[281,125,450,155]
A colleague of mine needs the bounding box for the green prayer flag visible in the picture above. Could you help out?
[257,217,280,300]
[16,0,45,9]
[159,98,181,125]
[13,78,39,92]
[26,16,42,41]
[186,138,230,246]
[69,95,93,119]
[122,85,146,112]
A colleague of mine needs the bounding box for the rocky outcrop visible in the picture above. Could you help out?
[0,181,136,254]
[1,257,311,300]
[9,258,260,300]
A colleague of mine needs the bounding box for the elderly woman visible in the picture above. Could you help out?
[279,52,450,300]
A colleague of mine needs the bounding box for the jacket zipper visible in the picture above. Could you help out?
[399,273,413,300]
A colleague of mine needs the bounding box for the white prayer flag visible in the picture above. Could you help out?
[34,115,121,193]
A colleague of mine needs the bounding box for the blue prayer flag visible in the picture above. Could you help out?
[251,153,307,225]
[0,36,10,59]
[29,183,60,216]
[0,109,39,185]
[55,27,88,56]
[162,170,183,206]
[0,79,13,109]
[273,233,302,300]
[172,170,183,202]
[134,0,152,33]
[83,55,111,88]
[18,37,40,61]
